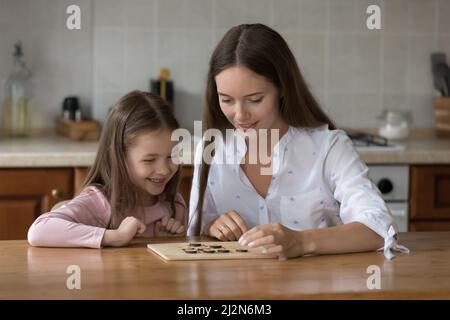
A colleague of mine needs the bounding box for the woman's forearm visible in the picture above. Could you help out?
[301,222,384,256]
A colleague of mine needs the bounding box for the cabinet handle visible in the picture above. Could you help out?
[51,189,62,199]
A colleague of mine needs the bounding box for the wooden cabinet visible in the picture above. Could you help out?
[74,167,90,194]
[0,169,73,240]
[0,165,194,240]
[409,221,450,232]
[180,166,194,208]
[410,165,450,231]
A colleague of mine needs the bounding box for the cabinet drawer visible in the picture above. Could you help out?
[409,221,450,232]
[0,169,73,240]
[410,165,450,220]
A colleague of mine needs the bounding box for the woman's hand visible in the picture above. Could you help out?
[155,216,186,237]
[239,223,305,259]
[206,211,248,241]
[102,216,146,247]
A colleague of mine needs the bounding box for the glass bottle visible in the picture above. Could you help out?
[2,41,32,137]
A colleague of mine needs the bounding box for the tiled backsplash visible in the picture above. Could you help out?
[1,0,450,131]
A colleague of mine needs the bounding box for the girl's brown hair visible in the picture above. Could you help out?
[82,90,182,228]
[194,23,336,235]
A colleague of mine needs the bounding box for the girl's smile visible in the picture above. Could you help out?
[146,177,168,188]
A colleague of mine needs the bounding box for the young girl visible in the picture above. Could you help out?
[188,24,408,260]
[28,91,187,248]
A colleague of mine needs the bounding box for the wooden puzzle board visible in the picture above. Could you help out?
[147,241,274,261]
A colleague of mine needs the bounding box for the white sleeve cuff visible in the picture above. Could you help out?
[378,225,410,259]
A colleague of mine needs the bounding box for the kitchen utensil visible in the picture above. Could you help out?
[431,52,446,66]
[431,53,450,96]
[432,63,450,96]
[443,65,450,97]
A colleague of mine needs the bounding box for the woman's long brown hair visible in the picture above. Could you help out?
[82,90,182,229]
[194,23,336,235]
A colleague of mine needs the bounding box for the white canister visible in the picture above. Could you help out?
[378,110,410,140]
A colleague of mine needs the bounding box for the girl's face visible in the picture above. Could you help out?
[126,129,178,205]
[215,65,287,134]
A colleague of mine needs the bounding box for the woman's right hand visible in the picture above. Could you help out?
[206,211,248,241]
[101,216,146,247]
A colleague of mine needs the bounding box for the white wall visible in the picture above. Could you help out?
[1,0,450,131]
[0,0,93,128]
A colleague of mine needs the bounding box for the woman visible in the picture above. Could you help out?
[188,24,408,260]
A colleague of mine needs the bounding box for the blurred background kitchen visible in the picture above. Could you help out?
[1,0,450,240]
[1,0,450,130]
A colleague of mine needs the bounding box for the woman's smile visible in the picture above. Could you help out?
[236,121,258,132]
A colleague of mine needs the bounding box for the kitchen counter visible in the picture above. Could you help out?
[0,134,98,167]
[0,129,449,167]
[357,130,450,164]
[1,232,450,299]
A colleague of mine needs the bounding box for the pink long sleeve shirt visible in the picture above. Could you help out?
[27,186,187,248]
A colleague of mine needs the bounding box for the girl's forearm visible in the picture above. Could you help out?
[300,222,384,256]
[101,230,123,247]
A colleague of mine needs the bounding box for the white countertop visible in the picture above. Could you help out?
[0,134,98,167]
[355,130,450,164]
[0,130,449,167]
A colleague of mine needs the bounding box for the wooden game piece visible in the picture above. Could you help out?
[184,249,197,254]
[217,249,230,253]
[189,243,202,247]
[236,249,248,253]
[203,249,216,253]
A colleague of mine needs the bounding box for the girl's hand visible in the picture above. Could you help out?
[154,216,185,237]
[206,211,248,241]
[239,223,304,259]
[102,216,146,247]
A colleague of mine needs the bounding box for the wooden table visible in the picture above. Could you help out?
[1,232,450,299]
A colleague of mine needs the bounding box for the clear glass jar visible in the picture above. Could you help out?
[2,41,32,137]
[378,109,410,140]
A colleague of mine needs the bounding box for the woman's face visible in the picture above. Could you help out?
[215,66,287,134]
